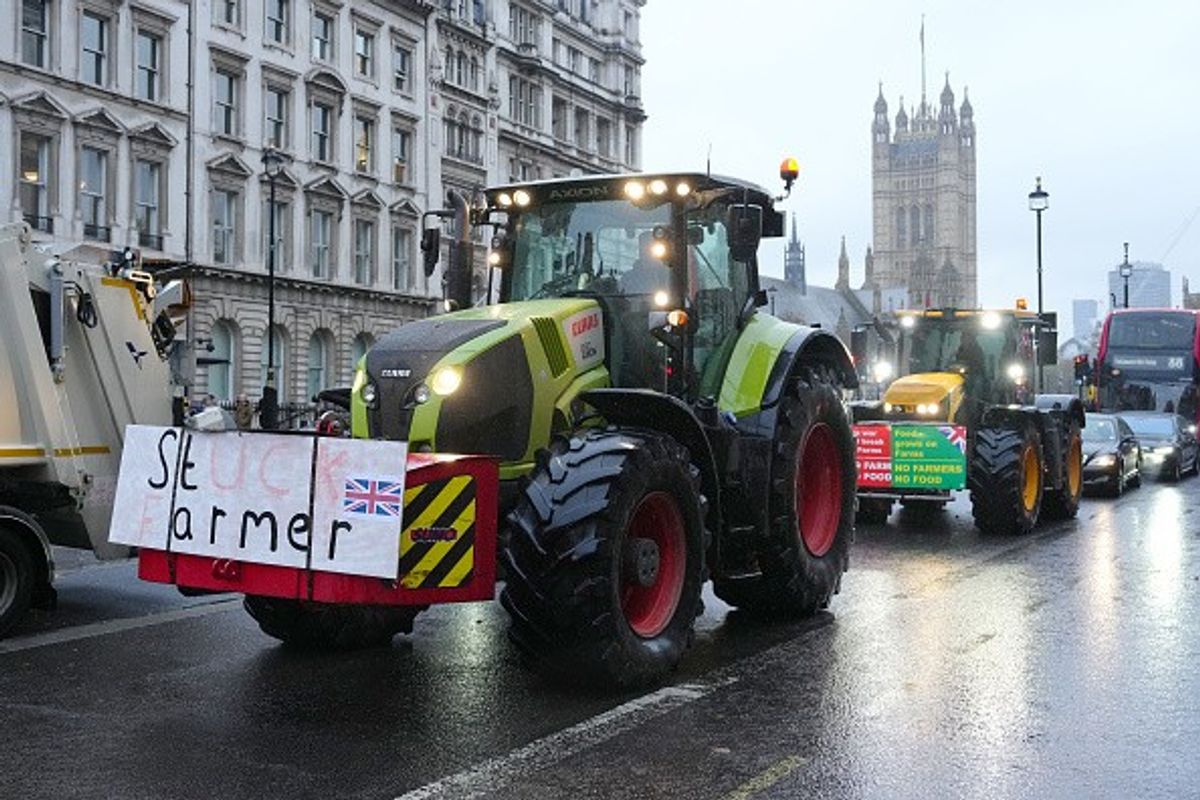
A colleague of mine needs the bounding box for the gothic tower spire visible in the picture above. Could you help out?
[836,236,850,290]
[785,214,806,294]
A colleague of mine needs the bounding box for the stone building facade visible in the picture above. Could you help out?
[871,75,977,309]
[3,0,645,415]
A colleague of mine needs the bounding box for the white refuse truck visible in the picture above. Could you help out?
[0,222,176,636]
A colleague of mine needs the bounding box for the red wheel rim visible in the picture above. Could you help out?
[797,423,841,557]
[621,491,686,639]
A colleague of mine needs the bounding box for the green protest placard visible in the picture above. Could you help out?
[888,424,967,490]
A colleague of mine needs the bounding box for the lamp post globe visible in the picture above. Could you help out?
[260,147,287,430]
[1119,242,1133,308]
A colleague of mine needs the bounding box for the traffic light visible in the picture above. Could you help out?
[1073,354,1093,381]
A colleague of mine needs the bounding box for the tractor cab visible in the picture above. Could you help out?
[881,307,1057,424]
[476,174,783,400]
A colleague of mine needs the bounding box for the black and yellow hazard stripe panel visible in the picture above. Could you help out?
[398,475,476,590]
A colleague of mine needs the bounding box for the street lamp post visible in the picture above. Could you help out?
[260,148,286,430]
[1028,176,1049,392]
[1119,242,1133,308]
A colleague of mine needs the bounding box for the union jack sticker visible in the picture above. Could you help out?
[343,478,404,517]
[939,426,968,454]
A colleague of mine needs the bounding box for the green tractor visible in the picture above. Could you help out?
[344,167,857,685]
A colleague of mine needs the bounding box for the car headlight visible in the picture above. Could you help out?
[430,365,463,396]
[1006,363,1026,382]
[1091,454,1116,467]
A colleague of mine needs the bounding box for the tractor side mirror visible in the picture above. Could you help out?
[1038,326,1058,367]
[727,204,763,262]
[421,227,441,277]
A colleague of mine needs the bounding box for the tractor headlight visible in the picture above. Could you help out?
[361,381,379,408]
[872,360,894,382]
[917,402,940,416]
[513,189,532,207]
[884,402,894,413]
[980,311,1002,330]
[412,383,431,405]
[430,366,463,396]
[1006,363,1026,383]
[900,315,916,329]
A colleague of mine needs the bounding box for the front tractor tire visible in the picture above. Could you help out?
[1042,417,1084,520]
[970,423,1044,536]
[713,367,855,616]
[243,597,423,650]
[501,429,706,688]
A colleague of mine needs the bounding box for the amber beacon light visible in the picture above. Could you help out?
[779,157,800,197]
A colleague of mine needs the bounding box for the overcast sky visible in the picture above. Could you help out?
[640,1,1200,332]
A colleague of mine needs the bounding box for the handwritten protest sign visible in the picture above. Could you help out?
[109,426,408,578]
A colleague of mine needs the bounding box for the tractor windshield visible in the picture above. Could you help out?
[902,316,1034,386]
[507,199,673,301]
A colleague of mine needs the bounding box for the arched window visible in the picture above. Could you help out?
[924,204,934,247]
[260,324,288,403]
[208,319,238,402]
[896,207,906,247]
[910,206,921,247]
[458,111,470,158]
[351,332,374,370]
[306,328,335,400]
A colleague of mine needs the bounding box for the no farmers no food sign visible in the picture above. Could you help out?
[853,423,968,491]
[108,425,409,578]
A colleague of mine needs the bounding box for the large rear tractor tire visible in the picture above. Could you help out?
[713,367,855,616]
[243,597,423,649]
[0,526,35,639]
[501,429,706,688]
[970,423,1044,536]
[1042,418,1083,520]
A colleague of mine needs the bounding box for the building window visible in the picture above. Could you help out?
[80,147,108,240]
[588,58,600,84]
[508,76,542,128]
[212,189,238,264]
[509,5,539,45]
[260,325,287,402]
[391,227,411,291]
[351,332,373,367]
[214,69,239,136]
[22,0,49,68]
[310,209,331,277]
[567,46,580,74]
[216,0,239,27]
[265,86,288,149]
[596,118,611,158]
[392,43,411,92]
[306,330,333,399]
[262,200,289,268]
[624,124,637,165]
[354,30,374,78]
[311,102,332,161]
[354,114,374,173]
[574,108,590,149]
[895,206,906,247]
[266,0,289,44]
[312,11,333,61]
[354,219,374,284]
[136,31,162,101]
[552,97,567,140]
[208,320,237,402]
[392,128,410,183]
[81,11,109,86]
[134,160,162,248]
[19,133,52,232]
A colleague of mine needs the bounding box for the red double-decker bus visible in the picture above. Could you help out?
[1096,308,1200,424]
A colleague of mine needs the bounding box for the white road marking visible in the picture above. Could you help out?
[395,676,739,800]
[0,599,242,655]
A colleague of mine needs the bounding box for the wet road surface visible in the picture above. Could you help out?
[3,478,1199,799]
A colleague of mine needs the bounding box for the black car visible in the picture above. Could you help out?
[1123,412,1200,481]
[1082,413,1141,497]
